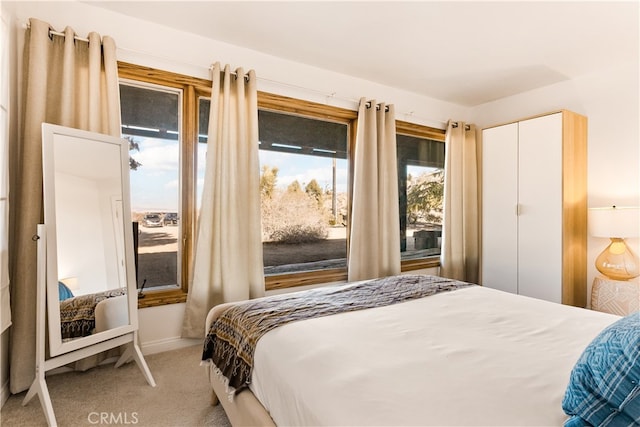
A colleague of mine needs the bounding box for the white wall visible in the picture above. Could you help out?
[471,61,640,305]
[137,303,200,355]
[55,173,110,295]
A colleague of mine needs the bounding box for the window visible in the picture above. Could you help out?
[197,100,352,287]
[196,97,209,211]
[395,122,445,271]
[118,63,211,307]
[119,83,181,292]
[258,110,349,275]
[118,63,445,306]
[397,134,445,260]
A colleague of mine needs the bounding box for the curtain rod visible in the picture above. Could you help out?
[23,22,90,43]
[23,22,248,82]
[22,21,448,128]
[117,42,447,126]
[208,64,250,82]
[451,122,471,131]
[365,101,390,112]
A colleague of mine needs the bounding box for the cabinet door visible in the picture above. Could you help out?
[517,113,563,303]
[481,123,518,294]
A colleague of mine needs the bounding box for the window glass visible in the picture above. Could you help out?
[198,105,349,275]
[197,97,210,213]
[258,111,349,275]
[119,83,181,290]
[397,134,445,259]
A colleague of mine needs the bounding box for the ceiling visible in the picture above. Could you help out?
[89,1,638,107]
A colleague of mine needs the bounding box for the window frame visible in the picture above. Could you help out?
[117,62,445,307]
[257,94,355,290]
[118,62,210,308]
[395,121,446,267]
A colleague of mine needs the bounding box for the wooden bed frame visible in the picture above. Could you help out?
[205,302,276,426]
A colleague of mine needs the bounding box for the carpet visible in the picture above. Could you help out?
[0,345,232,427]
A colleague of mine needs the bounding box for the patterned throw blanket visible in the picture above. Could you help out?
[60,288,127,339]
[202,274,473,394]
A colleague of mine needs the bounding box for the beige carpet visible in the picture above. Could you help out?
[1,345,232,427]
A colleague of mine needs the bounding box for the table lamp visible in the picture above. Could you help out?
[60,276,79,292]
[589,206,640,280]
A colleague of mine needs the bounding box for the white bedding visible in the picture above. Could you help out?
[249,285,619,426]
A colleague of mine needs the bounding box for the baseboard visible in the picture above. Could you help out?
[1,379,9,409]
[140,336,200,356]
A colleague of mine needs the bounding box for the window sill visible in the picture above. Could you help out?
[265,256,441,291]
[401,256,441,272]
[137,288,187,308]
[265,268,348,291]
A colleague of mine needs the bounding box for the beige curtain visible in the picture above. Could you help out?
[9,18,120,393]
[0,128,9,333]
[348,98,400,282]
[440,120,479,283]
[1,16,11,334]
[182,63,264,338]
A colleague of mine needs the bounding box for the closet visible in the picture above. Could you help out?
[481,110,587,307]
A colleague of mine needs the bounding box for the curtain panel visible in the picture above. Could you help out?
[8,18,120,393]
[348,98,401,282]
[1,15,11,334]
[182,63,264,339]
[440,120,479,283]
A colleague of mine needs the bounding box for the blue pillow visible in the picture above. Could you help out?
[58,281,74,301]
[562,313,640,426]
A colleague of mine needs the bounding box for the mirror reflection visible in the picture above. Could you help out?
[50,132,129,342]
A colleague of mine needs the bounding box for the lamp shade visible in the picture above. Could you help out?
[60,276,79,292]
[588,206,640,238]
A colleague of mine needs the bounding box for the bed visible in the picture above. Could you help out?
[59,287,127,339]
[202,274,639,426]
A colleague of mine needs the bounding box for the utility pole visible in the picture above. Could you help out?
[332,157,337,222]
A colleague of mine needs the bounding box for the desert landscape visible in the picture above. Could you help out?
[135,224,348,289]
[135,223,439,289]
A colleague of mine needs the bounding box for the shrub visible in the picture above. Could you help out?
[262,188,329,244]
[268,224,327,244]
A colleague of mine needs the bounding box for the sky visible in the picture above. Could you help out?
[128,137,348,213]
[128,136,437,213]
[128,137,180,212]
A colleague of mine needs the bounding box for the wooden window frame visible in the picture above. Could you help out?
[118,62,444,307]
[395,120,446,273]
[118,62,209,308]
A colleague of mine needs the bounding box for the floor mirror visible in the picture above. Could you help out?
[23,124,156,427]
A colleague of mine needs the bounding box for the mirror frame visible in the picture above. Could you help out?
[42,123,138,357]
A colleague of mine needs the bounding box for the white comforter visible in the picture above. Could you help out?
[250,285,619,426]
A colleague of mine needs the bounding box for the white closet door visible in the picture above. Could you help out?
[517,113,563,303]
[481,123,518,294]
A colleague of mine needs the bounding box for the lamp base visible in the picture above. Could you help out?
[595,238,640,281]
